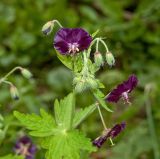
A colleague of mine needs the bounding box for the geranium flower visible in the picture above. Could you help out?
[106,75,138,104]
[54,28,92,55]
[14,136,36,159]
[93,122,126,148]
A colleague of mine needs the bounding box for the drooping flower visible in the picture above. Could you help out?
[54,28,92,55]
[106,74,138,104]
[14,136,36,159]
[93,122,126,148]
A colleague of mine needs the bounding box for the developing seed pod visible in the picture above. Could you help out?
[10,85,19,100]
[21,68,33,79]
[94,51,104,67]
[42,21,54,35]
[105,52,115,67]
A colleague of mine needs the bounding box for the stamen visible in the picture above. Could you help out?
[68,43,79,54]
[122,91,131,105]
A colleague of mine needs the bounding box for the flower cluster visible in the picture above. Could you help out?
[41,19,139,154]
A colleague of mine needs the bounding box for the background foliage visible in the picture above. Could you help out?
[0,0,160,158]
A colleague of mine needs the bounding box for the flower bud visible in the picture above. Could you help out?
[10,85,19,100]
[94,51,104,67]
[21,68,33,79]
[75,79,87,93]
[42,21,54,35]
[87,78,98,89]
[73,76,81,85]
[105,52,115,67]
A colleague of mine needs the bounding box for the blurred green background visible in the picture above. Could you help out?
[0,0,160,158]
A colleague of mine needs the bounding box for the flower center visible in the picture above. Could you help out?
[68,43,79,54]
[121,91,131,105]
[16,143,31,157]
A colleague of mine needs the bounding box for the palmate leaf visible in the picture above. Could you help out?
[14,109,58,137]
[41,130,96,159]
[14,93,96,159]
[54,93,75,129]
[0,154,24,159]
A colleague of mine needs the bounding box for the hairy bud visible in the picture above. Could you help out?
[106,52,115,67]
[21,68,33,79]
[42,21,54,35]
[94,51,104,67]
[10,85,19,100]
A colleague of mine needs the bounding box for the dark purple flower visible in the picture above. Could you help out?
[107,122,126,139]
[54,28,92,55]
[106,74,138,104]
[93,122,126,148]
[14,136,36,159]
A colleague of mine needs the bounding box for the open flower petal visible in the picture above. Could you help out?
[93,122,126,148]
[54,28,92,55]
[106,74,138,103]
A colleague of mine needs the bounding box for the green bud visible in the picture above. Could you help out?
[106,52,115,67]
[94,51,104,67]
[10,85,19,100]
[42,21,54,35]
[21,68,33,79]
[87,78,98,90]
[73,76,81,85]
[75,79,87,93]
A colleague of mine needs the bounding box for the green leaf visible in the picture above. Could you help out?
[73,104,97,128]
[93,89,113,112]
[14,109,58,137]
[41,130,96,159]
[0,154,24,159]
[56,51,83,72]
[91,29,99,38]
[57,93,75,129]
[54,99,61,125]
[14,93,95,159]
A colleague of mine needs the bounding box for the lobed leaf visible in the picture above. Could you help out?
[14,109,58,137]
[73,104,97,128]
[42,130,96,159]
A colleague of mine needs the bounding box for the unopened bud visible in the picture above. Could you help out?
[21,68,32,79]
[42,21,54,35]
[87,78,98,89]
[73,76,81,85]
[75,79,87,93]
[106,52,115,67]
[10,85,19,100]
[94,51,104,67]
